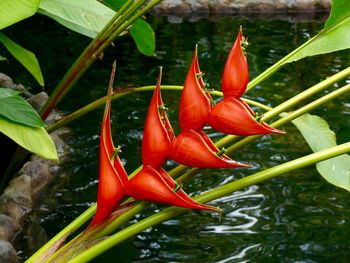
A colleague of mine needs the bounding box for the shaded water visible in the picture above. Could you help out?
[5,14,350,262]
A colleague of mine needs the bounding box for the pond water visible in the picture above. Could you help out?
[4,13,350,262]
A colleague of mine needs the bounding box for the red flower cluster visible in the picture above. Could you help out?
[89,28,284,227]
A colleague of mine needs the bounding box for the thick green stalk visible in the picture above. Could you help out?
[25,205,96,263]
[216,66,350,148]
[40,0,158,119]
[38,79,350,255]
[226,83,350,154]
[34,82,350,263]
[68,142,350,263]
[262,66,350,120]
[246,33,319,91]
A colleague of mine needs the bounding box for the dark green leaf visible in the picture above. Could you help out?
[129,19,155,56]
[325,0,349,29]
[38,0,115,39]
[40,0,155,56]
[0,0,40,29]
[104,0,156,56]
[283,0,350,63]
[0,33,44,86]
[0,117,58,161]
[292,114,350,192]
[0,88,45,128]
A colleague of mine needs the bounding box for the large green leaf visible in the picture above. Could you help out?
[0,88,45,128]
[283,0,350,63]
[39,0,155,56]
[0,117,58,161]
[0,0,41,30]
[0,33,44,86]
[292,114,350,191]
[38,0,115,39]
[0,87,19,99]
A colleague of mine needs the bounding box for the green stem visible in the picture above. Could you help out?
[246,33,319,91]
[226,83,350,154]
[68,142,350,263]
[25,205,96,263]
[40,0,159,119]
[38,81,350,256]
[29,74,350,262]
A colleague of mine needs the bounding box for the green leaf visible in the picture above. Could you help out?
[39,0,155,56]
[0,33,44,86]
[38,0,115,39]
[0,88,45,128]
[0,55,6,61]
[283,0,350,63]
[129,19,155,56]
[0,0,41,30]
[0,87,19,99]
[0,117,58,161]
[292,114,350,191]
[104,0,156,56]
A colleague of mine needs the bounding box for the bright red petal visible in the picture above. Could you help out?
[221,28,248,99]
[208,98,285,136]
[89,67,128,227]
[142,69,174,168]
[126,166,218,211]
[179,46,211,131]
[170,129,248,168]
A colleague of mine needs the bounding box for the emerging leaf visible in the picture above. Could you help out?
[0,33,44,86]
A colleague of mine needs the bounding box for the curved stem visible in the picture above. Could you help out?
[68,142,350,263]
[30,70,350,262]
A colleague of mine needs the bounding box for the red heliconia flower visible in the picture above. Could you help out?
[126,166,218,211]
[207,28,285,136]
[89,65,128,228]
[142,68,174,169]
[221,27,248,99]
[208,98,284,136]
[179,45,211,131]
[143,68,247,169]
[170,130,248,168]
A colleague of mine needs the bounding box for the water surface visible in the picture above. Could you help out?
[7,14,349,262]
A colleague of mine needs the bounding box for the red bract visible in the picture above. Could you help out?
[208,98,284,136]
[144,69,246,169]
[171,130,248,168]
[207,28,285,136]
[221,27,248,98]
[126,166,218,211]
[142,68,174,168]
[179,45,211,131]
[89,67,128,228]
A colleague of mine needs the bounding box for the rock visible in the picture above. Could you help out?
[22,217,48,257]
[0,214,18,241]
[153,0,331,13]
[0,240,18,263]
[0,73,25,92]
[26,91,49,112]
[0,175,32,224]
